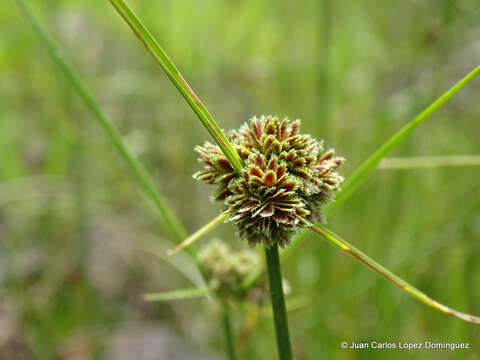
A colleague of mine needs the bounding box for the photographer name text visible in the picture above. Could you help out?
[340,341,470,351]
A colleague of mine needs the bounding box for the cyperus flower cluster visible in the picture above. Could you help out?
[194,115,345,248]
[198,240,263,301]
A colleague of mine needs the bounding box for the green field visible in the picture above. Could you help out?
[1,1,479,359]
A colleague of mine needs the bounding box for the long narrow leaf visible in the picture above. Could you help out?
[283,65,480,257]
[310,224,480,324]
[378,155,480,170]
[327,65,480,213]
[16,0,189,250]
[144,287,210,302]
[168,211,230,256]
[108,0,243,174]
[137,233,205,288]
[184,65,480,273]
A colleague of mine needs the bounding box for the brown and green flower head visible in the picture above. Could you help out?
[198,240,264,301]
[194,115,345,248]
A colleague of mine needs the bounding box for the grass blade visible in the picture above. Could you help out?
[137,233,205,288]
[144,287,210,302]
[16,0,189,248]
[378,155,480,170]
[310,224,480,324]
[168,211,229,256]
[327,65,480,213]
[222,302,237,360]
[234,65,480,291]
[108,0,243,174]
[261,295,310,317]
[282,65,480,258]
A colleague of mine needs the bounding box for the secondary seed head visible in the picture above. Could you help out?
[198,240,263,300]
[194,115,345,248]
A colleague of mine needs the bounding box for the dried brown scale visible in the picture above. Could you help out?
[193,115,345,248]
[178,73,203,107]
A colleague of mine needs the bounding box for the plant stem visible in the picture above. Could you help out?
[310,224,480,324]
[222,302,237,360]
[318,0,333,139]
[108,0,243,174]
[238,65,480,290]
[378,155,480,170]
[265,244,292,360]
[144,287,210,302]
[236,308,260,355]
[283,64,480,256]
[168,211,229,256]
[327,65,480,213]
[16,0,190,250]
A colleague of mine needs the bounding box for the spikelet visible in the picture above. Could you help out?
[198,240,264,301]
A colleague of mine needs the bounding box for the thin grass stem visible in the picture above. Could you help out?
[168,211,229,256]
[265,244,293,360]
[197,65,480,290]
[236,296,308,356]
[236,308,260,355]
[261,295,310,317]
[310,224,480,324]
[108,0,243,174]
[143,287,210,302]
[327,65,480,213]
[318,0,333,139]
[222,302,237,360]
[16,0,189,250]
[378,155,480,170]
[283,64,480,257]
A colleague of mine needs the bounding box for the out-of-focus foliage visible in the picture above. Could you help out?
[1,0,479,359]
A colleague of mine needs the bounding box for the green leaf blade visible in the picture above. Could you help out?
[108,0,243,174]
[16,0,189,250]
[327,65,480,214]
[310,224,480,324]
[144,287,210,302]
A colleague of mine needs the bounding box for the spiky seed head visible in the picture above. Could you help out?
[194,115,345,248]
[198,240,263,300]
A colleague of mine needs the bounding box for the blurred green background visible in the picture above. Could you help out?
[1,0,480,359]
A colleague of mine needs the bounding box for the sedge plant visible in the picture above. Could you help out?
[18,0,480,359]
[105,0,480,355]
[15,0,238,357]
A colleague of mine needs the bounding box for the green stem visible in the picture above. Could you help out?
[108,0,243,174]
[222,302,237,360]
[318,0,333,139]
[240,65,480,290]
[16,0,190,250]
[168,211,229,256]
[261,295,310,317]
[327,65,480,213]
[283,64,480,256]
[144,287,210,302]
[310,225,480,324]
[265,244,293,360]
[378,155,480,170]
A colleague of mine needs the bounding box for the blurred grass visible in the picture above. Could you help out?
[1,0,480,359]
